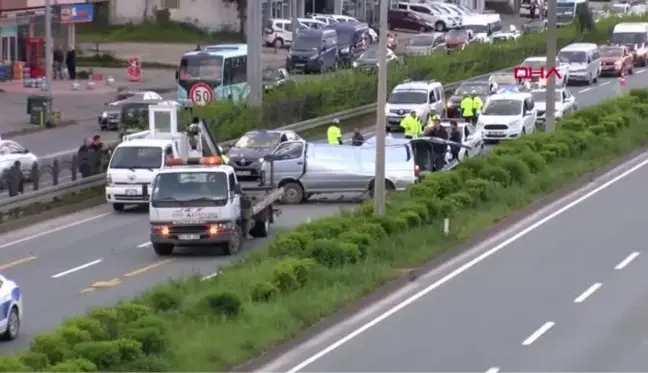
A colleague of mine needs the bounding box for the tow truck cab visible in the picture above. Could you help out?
[105,101,223,212]
[148,156,284,256]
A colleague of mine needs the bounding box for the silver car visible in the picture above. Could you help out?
[406,32,446,56]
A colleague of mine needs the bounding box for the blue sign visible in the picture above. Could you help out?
[59,4,94,24]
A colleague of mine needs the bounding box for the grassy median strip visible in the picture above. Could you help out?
[2,90,647,371]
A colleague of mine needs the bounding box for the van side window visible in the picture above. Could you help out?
[428,90,437,103]
[228,173,237,193]
[592,50,600,60]
[273,142,304,160]
[164,146,174,158]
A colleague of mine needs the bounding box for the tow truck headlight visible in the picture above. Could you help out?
[106,174,114,186]
[152,225,170,236]
[101,111,108,118]
[209,223,233,235]
[446,100,454,107]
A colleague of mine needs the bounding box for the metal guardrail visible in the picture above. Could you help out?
[0,67,510,214]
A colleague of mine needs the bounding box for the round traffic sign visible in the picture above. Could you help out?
[189,82,214,106]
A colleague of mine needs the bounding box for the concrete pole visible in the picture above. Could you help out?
[291,0,300,38]
[247,2,263,105]
[373,0,389,216]
[545,0,557,133]
[334,0,343,14]
[44,0,53,114]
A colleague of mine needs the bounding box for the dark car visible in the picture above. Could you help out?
[521,20,547,35]
[352,46,401,70]
[263,67,291,92]
[98,91,163,131]
[286,28,339,73]
[387,9,434,33]
[226,130,300,180]
[326,22,369,65]
[446,81,494,118]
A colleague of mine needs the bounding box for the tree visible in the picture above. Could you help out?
[224,0,247,37]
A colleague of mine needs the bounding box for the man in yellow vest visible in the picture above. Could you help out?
[327,118,343,145]
[471,90,483,125]
[400,110,422,139]
[460,94,474,123]
[426,110,441,129]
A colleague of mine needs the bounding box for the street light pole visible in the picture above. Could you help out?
[247,2,263,105]
[545,0,557,133]
[373,0,389,216]
[44,0,53,115]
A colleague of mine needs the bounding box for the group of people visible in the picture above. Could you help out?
[77,135,106,177]
[52,46,78,80]
[459,91,484,125]
[325,119,367,147]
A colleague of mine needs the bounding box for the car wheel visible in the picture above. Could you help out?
[1,307,19,341]
[594,70,599,82]
[435,21,446,32]
[152,243,174,256]
[629,65,634,75]
[112,203,125,212]
[281,182,305,204]
[224,224,243,255]
[273,38,284,48]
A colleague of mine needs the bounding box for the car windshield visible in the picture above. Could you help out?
[456,83,490,96]
[388,91,428,104]
[262,69,282,82]
[359,48,380,59]
[447,29,468,40]
[611,32,647,44]
[178,54,223,82]
[483,99,523,115]
[464,24,489,33]
[294,36,321,50]
[521,59,547,69]
[600,47,623,57]
[336,29,355,44]
[234,132,282,148]
[491,74,517,85]
[109,146,162,169]
[531,90,562,102]
[409,36,437,46]
[152,172,229,205]
[558,51,587,63]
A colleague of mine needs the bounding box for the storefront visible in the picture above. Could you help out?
[0,25,18,63]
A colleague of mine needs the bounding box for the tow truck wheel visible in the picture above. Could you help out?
[1,307,19,341]
[280,182,305,204]
[112,203,125,212]
[225,225,243,255]
[250,217,270,238]
[152,243,173,256]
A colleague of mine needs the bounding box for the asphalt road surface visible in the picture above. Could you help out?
[254,79,648,372]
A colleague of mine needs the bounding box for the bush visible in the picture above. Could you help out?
[49,358,98,372]
[271,257,316,292]
[251,281,279,302]
[200,292,243,318]
[306,239,362,267]
[0,356,31,372]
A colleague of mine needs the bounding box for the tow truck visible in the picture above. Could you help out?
[148,156,284,256]
[105,101,223,211]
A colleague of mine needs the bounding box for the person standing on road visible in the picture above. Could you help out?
[327,118,343,145]
[53,46,64,80]
[460,94,474,123]
[448,121,462,161]
[471,90,483,126]
[400,110,422,139]
[351,128,365,146]
[77,137,94,178]
[427,120,448,171]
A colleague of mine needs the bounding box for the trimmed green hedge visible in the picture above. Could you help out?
[5,88,648,371]
[198,14,648,141]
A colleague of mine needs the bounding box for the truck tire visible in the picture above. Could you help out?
[225,224,243,255]
[249,215,270,238]
[112,203,125,212]
[152,243,174,256]
[280,182,304,204]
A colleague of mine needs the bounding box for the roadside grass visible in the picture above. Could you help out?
[141,102,648,371]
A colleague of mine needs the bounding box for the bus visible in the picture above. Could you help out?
[176,44,249,106]
[556,0,589,26]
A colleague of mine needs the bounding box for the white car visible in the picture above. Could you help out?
[0,274,22,340]
[519,56,570,87]
[530,88,578,125]
[440,120,485,162]
[478,92,537,141]
[490,72,531,92]
[492,25,522,43]
[0,140,38,181]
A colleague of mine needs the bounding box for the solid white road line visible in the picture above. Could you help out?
[579,87,593,93]
[522,321,555,346]
[137,242,151,248]
[0,212,112,250]
[202,272,220,281]
[574,282,602,303]
[486,367,500,373]
[599,81,610,86]
[283,154,648,373]
[615,252,640,270]
[51,259,103,278]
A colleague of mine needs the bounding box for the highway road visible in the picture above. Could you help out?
[254,77,648,372]
[0,69,640,354]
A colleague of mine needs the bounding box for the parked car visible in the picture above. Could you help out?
[599,44,634,76]
[388,9,435,33]
[405,32,446,55]
[445,28,473,50]
[99,91,163,131]
[263,67,291,92]
[226,130,301,180]
[352,46,401,69]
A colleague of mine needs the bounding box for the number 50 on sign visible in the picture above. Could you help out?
[189,83,214,106]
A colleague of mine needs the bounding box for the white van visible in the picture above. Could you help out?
[264,18,308,48]
[462,15,498,42]
[558,43,601,85]
[611,23,648,66]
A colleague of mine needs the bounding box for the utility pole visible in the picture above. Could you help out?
[545,0,557,133]
[291,0,300,40]
[246,3,263,105]
[44,0,53,120]
[373,0,389,216]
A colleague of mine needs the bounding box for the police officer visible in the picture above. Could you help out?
[427,120,448,171]
[327,118,343,145]
[400,110,422,139]
[471,90,483,125]
[424,116,441,136]
[426,110,441,129]
[460,94,474,123]
[448,121,462,161]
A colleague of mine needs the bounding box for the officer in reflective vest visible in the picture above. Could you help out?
[400,111,422,139]
[327,118,343,145]
[471,90,483,125]
[460,94,474,122]
[426,111,441,128]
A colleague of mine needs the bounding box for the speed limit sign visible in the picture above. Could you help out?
[189,82,214,106]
